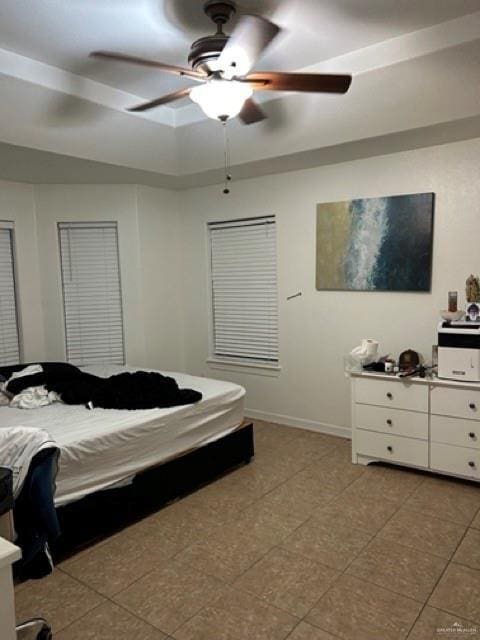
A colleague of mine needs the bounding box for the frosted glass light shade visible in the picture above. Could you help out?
[190,80,253,120]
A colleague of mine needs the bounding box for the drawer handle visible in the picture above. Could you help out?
[387,445,393,453]
[468,461,476,468]
[469,403,477,410]
[386,392,393,400]
[386,419,393,426]
[469,432,476,439]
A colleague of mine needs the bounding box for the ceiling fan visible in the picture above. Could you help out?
[90,0,352,125]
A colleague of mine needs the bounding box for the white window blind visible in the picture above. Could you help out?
[0,223,20,364]
[209,215,278,364]
[58,222,125,366]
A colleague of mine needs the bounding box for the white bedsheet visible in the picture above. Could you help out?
[0,366,245,506]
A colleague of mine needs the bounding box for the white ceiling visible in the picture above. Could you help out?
[0,0,480,186]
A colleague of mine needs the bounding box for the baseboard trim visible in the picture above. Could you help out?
[245,408,351,440]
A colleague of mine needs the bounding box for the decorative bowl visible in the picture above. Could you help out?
[440,310,464,322]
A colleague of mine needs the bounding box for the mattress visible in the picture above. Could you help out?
[0,365,245,506]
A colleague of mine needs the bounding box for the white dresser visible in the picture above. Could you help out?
[0,536,21,640]
[351,372,480,481]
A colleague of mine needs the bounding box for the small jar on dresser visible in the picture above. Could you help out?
[351,372,480,481]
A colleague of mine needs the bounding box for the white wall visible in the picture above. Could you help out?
[136,185,184,371]
[7,183,185,371]
[179,137,480,436]
[3,137,480,438]
[0,180,45,361]
[34,184,148,365]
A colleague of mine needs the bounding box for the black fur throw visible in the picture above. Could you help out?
[6,368,202,410]
[88,371,202,410]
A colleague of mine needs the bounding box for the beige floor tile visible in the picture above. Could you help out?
[346,537,447,602]
[404,476,480,525]
[378,508,466,559]
[306,574,421,640]
[298,458,366,494]
[429,563,480,623]
[226,460,297,497]
[15,569,105,633]
[234,547,340,617]
[291,430,344,446]
[407,606,480,639]
[249,419,268,432]
[281,512,372,571]
[253,445,323,472]
[54,601,167,640]
[177,525,273,582]
[341,465,424,505]
[173,585,298,640]
[114,559,224,635]
[280,431,340,457]
[262,475,339,520]
[312,492,398,535]
[470,510,480,530]
[327,441,354,463]
[286,622,338,640]
[254,426,300,450]
[178,479,257,518]
[454,528,480,570]
[224,498,307,545]
[61,526,181,596]
[125,499,221,548]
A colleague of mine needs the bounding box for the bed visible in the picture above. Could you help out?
[0,364,249,507]
[1,363,253,568]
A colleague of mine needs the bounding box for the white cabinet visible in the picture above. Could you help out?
[351,373,480,482]
[0,537,21,640]
[355,404,428,440]
[355,377,428,412]
[356,430,429,467]
[430,386,480,420]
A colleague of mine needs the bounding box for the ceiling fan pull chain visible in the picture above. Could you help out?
[221,119,232,194]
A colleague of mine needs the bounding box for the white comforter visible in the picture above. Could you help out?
[0,426,56,497]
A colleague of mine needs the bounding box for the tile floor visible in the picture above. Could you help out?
[14,421,480,639]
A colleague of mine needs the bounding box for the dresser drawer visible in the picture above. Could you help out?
[431,385,480,421]
[355,404,428,440]
[354,378,428,412]
[430,442,480,480]
[431,415,480,449]
[356,429,428,467]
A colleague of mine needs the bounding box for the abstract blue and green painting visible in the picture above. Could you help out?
[316,193,434,291]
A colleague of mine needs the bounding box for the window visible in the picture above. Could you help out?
[58,222,125,365]
[209,215,278,365]
[0,223,20,364]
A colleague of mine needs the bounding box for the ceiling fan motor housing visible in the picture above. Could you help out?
[188,33,228,70]
[188,1,236,71]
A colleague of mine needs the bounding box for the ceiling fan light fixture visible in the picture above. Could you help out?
[190,79,252,120]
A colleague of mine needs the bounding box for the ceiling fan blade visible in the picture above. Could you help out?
[90,50,206,80]
[238,98,267,125]
[244,72,352,94]
[127,87,192,112]
[217,15,281,77]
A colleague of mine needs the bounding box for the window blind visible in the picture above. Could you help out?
[58,222,125,366]
[0,223,20,364]
[209,216,278,364]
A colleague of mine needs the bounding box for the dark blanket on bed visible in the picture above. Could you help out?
[6,369,202,410]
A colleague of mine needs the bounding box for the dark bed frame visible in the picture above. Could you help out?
[55,422,254,560]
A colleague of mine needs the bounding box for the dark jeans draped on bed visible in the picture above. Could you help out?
[14,448,60,579]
